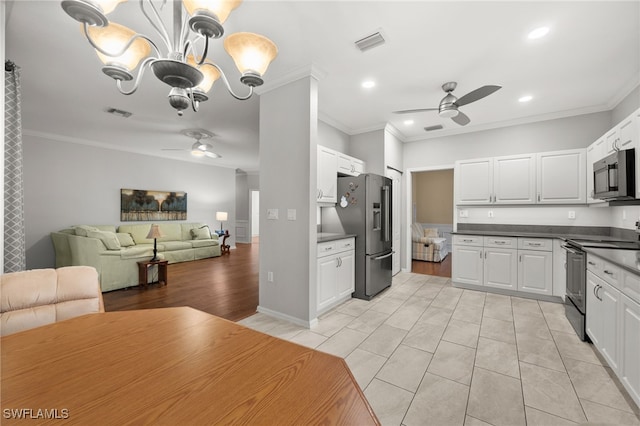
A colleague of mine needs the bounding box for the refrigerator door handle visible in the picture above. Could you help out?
[373,251,395,260]
[381,185,391,242]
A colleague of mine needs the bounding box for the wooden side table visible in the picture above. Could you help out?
[137,259,168,287]
[220,231,231,254]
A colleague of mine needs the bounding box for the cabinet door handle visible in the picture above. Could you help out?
[519,255,522,262]
[529,242,542,247]
[480,250,482,258]
[484,251,487,259]
[495,241,506,245]
[596,285,603,301]
[588,261,596,266]
[603,270,614,276]
[537,194,541,202]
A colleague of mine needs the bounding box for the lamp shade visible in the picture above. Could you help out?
[93,0,128,14]
[86,22,151,71]
[183,0,242,24]
[187,56,221,93]
[216,212,228,221]
[224,32,278,77]
[146,224,164,239]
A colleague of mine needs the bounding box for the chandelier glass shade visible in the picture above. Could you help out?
[61,0,278,115]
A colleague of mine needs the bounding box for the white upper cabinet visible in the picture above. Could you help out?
[337,153,364,177]
[536,149,586,204]
[586,138,607,204]
[317,146,337,203]
[456,149,585,205]
[493,154,536,204]
[606,111,638,154]
[455,158,493,204]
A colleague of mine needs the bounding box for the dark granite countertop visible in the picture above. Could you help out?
[583,246,640,276]
[317,233,357,243]
[451,229,626,242]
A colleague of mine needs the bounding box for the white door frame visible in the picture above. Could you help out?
[404,164,455,272]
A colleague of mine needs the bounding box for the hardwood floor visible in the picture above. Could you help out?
[103,237,450,322]
[103,238,260,322]
[411,253,452,278]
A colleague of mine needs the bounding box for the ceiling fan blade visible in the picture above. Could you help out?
[455,85,501,107]
[392,108,439,114]
[451,111,471,126]
[161,148,186,151]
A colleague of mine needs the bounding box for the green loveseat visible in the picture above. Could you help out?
[51,223,220,292]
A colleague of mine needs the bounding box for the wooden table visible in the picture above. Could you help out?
[136,259,168,287]
[220,231,231,254]
[1,307,379,425]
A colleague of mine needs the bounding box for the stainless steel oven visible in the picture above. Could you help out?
[563,242,587,341]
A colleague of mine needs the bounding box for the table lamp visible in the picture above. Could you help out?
[216,211,228,234]
[146,224,164,261]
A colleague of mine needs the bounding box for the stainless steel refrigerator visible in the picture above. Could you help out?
[334,173,393,300]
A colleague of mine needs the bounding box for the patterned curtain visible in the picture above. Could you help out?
[4,60,26,272]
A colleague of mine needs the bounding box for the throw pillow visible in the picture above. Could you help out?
[87,230,121,250]
[73,225,99,237]
[190,227,211,240]
[423,228,439,238]
[116,233,136,247]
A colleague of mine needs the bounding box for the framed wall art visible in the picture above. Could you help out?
[121,189,187,221]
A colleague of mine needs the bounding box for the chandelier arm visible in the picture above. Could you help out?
[206,63,254,101]
[189,88,200,112]
[179,10,191,51]
[114,57,156,95]
[139,0,172,52]
[83,22,162,58]
[183,36,209,66]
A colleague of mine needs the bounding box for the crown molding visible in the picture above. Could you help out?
[22,129,239,169]
[384,123,408,142]
[608,76,640,110]
[318,113,352,135]
[255,63,328,96]
[401,104,611,143]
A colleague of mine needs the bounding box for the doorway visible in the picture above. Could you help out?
[410,168,454,277]
[250,190,259,243]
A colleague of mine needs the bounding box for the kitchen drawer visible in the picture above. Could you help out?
[484,236,517,248]
[601,260,620,288]
[622,270,640,305]
[453,235,483,247]
[518,238,552,251]
[335,238,355,253]
[587,255,604,275]
[317,241,337,258]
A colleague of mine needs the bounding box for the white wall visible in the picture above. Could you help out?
[318,120,350,153]
[23,134,236,269]
[259,76,317,326]
[404,111,612,170]
[351,129,385,175]
[612,85,640,125]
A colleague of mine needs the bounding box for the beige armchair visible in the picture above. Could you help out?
[411,223,448,262]
[0,266,104,336]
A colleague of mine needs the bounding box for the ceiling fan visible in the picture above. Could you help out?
[393,82,501,126]
[162,129,221,159]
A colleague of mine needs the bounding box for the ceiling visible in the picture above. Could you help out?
[5,1,640,172]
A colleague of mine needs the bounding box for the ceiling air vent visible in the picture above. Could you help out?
[424,124,444,132]
[355,30,386,52]
[105,107,132,118]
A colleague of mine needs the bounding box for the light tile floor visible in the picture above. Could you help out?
[238,272,640,426]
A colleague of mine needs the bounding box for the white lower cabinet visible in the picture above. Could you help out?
[586,254,640,408]
[453,235,553,298]
[620,293,640,405]
[317,238,355,314]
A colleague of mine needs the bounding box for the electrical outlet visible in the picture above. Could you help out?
[568,211,576,219]
[267,271,274,282]
[287,209,296,221]
[267,209,278,220]
[459,210,469,218]
[488,211,494,218]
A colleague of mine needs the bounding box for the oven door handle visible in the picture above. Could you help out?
[561,244,581,255]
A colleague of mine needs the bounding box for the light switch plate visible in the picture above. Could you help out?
[267,209,278,220]
[287,209,296,220]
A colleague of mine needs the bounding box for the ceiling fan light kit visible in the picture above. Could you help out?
[61,0,278,116]
[393,81,501,127]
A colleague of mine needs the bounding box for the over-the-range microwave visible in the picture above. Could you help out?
[593,148,635,200]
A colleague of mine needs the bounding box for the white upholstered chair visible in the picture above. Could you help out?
[0,266,104,336]
[411,223,449,262]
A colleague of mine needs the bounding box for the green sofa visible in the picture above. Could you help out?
[51,223,221,292]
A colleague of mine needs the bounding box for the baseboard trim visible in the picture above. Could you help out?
[452,281,563,303]
[256,305,317,329]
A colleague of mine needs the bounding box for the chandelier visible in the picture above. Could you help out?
[60,0,278,115]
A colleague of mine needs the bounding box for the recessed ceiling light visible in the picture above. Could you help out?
[361,80,376,89]
[404,119,414,125]
[528,26,550,40]
[519,95,533,103]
